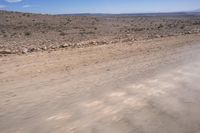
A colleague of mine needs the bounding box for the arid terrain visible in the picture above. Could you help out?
[0,11,200,55]
[1,11,200,133]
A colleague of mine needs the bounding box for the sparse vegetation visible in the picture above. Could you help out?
[59,32,66,36]
[180,25,185,29]
[0,10,200,54]
[3,34,7,38]
[24,31,31,36]
[158,24,164,29]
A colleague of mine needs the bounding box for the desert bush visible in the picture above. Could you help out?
[1,30,5,34]
[59,32,66,36]
[65,18,72,23]
[64,22,68,25]
[79,31,95,35]
[134,28,145,31]
[180,25,185,29]
[24,31,31,36]
[193,21,200,25]
[158,24,164,29]
[11,32,17,37]
[3,34,7,37]
[22,13,30,17]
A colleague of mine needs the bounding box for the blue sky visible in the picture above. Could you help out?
[0,0,199,14]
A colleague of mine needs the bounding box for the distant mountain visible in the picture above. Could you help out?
[193,9,200,12]
[60,12,200,17]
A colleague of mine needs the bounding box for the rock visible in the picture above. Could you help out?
[121,38,133,43]
[22,48,28,54]
[42,46,47,50]
[101,41,108,45]
[50,46,57,49]
[60,43,70,48]
[155,35,161,38]
[89,41,97,45]
[0,49,12,54]
[29,48,36,52]
[110,40,118,44]
[185,31,192,34]
[76,43,83,47]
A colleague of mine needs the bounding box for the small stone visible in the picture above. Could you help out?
[60,43,70,48]
[29,48,36,52]
[89,41,97,45]
[42,46,47,50]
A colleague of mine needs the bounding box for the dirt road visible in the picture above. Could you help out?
[1,35,200,133]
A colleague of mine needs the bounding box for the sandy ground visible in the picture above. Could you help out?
[1,34,200,133]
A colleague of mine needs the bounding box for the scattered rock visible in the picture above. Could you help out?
[0,11,200,55]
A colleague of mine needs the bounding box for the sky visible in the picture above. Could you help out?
[0,0,199,14]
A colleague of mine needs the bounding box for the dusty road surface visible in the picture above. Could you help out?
[1,35,200,133]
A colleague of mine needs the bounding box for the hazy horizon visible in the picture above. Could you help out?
[0,0,199,14]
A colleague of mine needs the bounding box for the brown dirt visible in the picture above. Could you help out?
[1,34,200,132]
[1,10,200,132]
